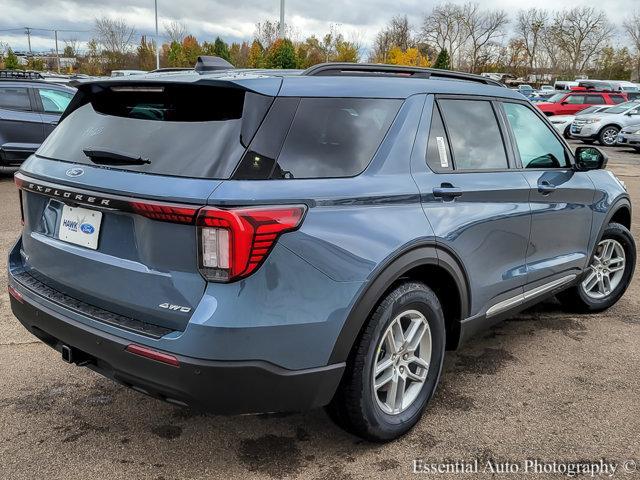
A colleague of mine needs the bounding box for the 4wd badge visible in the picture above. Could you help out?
[159,303,191,313]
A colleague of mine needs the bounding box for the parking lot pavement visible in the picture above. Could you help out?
[1,145,639,480]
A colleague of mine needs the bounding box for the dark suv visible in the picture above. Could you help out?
[8,63,635,441]
[0,76,75,172]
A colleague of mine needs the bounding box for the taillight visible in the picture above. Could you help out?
[14,176,24,225]
[130,201,198,224]
[197,205,306,282]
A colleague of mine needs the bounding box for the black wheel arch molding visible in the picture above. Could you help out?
[328,240,470,364]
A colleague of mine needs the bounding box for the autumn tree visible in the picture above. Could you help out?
[248,40,265,68]
[94,16,136,69]
[371,15,417,63]
[166,41,186,67]
[550,7,613,77]
[387,47,429,67]
[515,8,548,74]
[230,41,251,68]
[459,3,509,73]
[181,35,202,66]
[137,35,156,70]
[265,38,297,69]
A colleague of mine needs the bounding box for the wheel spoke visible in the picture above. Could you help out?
[375,356,393,376]
[602,275,612,295]
[582,270,598,291]
[609,264,625,273]
[374,368,394,390]
[597,276,606,294]
[404,319,426,351]
[384,328,399,355]
[385,374,399,411]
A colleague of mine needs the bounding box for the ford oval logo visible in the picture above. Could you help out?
[66,167,84,177]
[80,223,95,234]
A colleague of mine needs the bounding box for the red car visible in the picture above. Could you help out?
[536,90,627,116]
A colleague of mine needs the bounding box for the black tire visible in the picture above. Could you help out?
[558,223,636,313]
[598,125,620,146]
[563,126,571,139]
[326,282,446,441]
[633,147,640,153]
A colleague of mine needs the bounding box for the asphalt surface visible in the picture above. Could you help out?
[1,142,639,480]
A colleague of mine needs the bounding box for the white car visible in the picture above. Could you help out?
[571,100,640,146]
[548,105,612,138]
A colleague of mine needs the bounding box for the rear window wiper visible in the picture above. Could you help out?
[83,148,151,166]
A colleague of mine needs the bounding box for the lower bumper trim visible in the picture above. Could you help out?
[9,293,344,414]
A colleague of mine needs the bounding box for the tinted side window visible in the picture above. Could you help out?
[38,88,74,113]
[503,102,569,169]
[610,95,626,104]
[439,99,508,170]
[585,95,604,105]
[274,98,400,179]
[426,105,452,172]
[566,95,585,104]
[0,86,31,111]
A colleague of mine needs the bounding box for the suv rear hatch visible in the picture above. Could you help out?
[15,78,279,333]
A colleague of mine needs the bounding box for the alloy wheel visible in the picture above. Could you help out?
[372,309,432,415]
[581,239,626,299]
[601,127,619,146]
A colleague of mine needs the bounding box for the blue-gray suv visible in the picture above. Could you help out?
[8,63,636,441]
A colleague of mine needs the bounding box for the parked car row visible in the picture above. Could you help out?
[0,76,75,172]
[544,99,640,152]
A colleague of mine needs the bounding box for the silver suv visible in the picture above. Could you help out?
[571,100,640,146]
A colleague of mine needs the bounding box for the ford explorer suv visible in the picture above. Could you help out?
[8,63,636,441]
[0,77,75,173]
[571,100,640,146]
[536,90,627,117]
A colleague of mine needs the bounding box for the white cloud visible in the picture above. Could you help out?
[0,0,632,53]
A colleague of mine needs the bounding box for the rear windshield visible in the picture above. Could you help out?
[37,85,263,179]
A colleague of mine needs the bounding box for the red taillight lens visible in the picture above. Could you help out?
[197,205,306,282]
[125,344,179,367]
[8,285,24,303]
[130,201,198,224]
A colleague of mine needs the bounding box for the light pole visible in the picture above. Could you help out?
[154,0,160,69]
[279,0,285,38]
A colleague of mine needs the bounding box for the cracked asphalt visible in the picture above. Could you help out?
[1,142,639,480]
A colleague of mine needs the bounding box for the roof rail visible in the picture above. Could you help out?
[0,69,44,80]
[302,63,503,86]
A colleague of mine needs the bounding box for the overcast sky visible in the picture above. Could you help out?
[0,0,633,54]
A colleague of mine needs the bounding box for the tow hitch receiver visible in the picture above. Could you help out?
[61,344,92,366]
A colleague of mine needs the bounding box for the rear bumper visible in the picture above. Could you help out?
[617,133,640,146]
[9,291,344,413]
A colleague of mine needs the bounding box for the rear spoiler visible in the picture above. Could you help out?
[60,77,283,122]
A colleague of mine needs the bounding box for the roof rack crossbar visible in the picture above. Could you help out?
[302,63,503,87]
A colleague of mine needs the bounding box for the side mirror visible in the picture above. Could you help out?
[560,101,568,105]
[575,146,608,171]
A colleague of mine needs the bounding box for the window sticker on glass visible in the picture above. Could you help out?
[436,136,449,168]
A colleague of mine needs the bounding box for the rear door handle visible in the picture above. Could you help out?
[433,185,463,200]
[537,180,556,194]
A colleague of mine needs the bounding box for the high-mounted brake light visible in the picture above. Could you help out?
[197,205,306,282]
